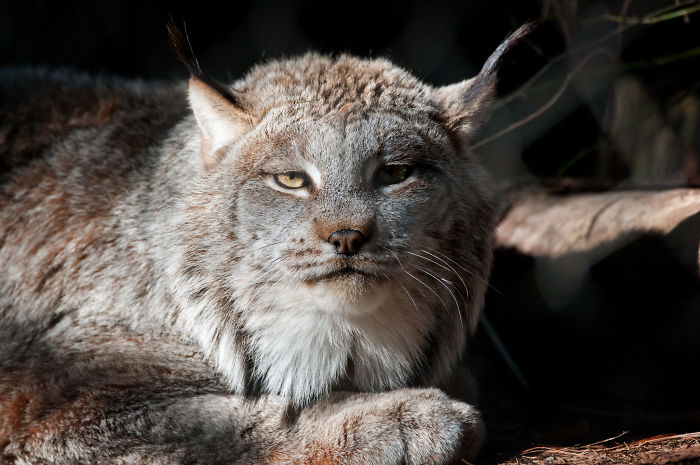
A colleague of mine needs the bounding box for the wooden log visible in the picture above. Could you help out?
[497,188,700,266]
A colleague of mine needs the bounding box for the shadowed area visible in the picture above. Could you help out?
[474,189,700,463]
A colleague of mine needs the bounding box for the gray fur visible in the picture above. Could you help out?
[0,28,526,463]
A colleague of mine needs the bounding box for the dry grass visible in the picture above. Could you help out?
[489,432,700,465]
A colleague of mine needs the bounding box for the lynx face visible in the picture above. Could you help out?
[235,111,459,297]
[153,53,502,405]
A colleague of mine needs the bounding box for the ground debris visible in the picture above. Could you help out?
[492,433,700,465]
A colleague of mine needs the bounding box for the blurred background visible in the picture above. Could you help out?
[2,0,698,187]
[2,0,699,462]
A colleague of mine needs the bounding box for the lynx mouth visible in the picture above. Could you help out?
[305,266,378,284]
[321,266,367,278]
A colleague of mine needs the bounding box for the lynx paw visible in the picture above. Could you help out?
[293,388,485,465]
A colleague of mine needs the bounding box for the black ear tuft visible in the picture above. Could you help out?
[478,23,537,80]
[166,18,242,107]
[463,22,537,118]
[432,23,537,136]
[167,17,203,78]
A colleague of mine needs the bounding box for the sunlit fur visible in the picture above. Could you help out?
[0,26,528,461]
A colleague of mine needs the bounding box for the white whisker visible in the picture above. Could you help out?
[248,240,285,253]
[405,250,452,273]
[399,282,420,314]
[261,268,297,316]
[415,265,463,328]
[422,245,492,288]
[418,248,470,302]
[390,251,449,317]
[249,267,284,304]
[256,256,285,277]
[273,268,302,307]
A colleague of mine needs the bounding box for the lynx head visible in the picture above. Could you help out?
[158,25,530,405]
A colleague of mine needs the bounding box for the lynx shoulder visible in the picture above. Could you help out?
[0,26,530,465]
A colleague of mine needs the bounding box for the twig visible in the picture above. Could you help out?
[479,315,529,391]
[492,0,700,112]
[473,49,615,150]
[625,45,700,68]
[585,2,700,25]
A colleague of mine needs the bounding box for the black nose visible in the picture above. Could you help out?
[328,229,367,256]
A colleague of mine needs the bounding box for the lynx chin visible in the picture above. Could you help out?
[0,24,530,465]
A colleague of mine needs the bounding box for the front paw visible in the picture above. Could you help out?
[292,388,485,465]
[389,388,485,464]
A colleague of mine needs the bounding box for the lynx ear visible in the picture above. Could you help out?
[433,24,534,138]
[167,19,255,166]
[188,78,255,167]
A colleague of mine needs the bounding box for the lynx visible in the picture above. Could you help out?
[0,25,529,465]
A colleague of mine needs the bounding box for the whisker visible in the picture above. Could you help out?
[422,245,500,294]
[253,256,285,283]
[248,240,285,253]
[421,246,470,273]
[405,250,452,273]
[276,268,302,305]
[389,250,405,269]
[390,251,450,318]
[418,248,470,302]
[399,282,420,314]
[415,265,463,329]
[255,256,284,275]
[261,268,297,316]
[249,267,285,304]
[247,256,287,303]
[400,248,469,308]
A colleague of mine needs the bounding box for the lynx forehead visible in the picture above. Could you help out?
[235,54,436,116]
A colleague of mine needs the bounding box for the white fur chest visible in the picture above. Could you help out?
[242,280,435,405]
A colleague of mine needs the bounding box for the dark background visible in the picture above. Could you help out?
[2,0,698,184]
[1,0,541,81]
[2,0,699,462]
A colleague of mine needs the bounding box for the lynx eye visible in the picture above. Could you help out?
[376,164,413,186]
[273,171,310,189]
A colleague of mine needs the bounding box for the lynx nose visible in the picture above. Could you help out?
[328,229,366,256]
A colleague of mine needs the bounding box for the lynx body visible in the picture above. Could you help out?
[0,27,527,465]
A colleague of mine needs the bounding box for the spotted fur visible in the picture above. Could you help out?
[0,25,529,465]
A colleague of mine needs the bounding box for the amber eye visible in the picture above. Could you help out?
[376,164,413,185]
[274,171,310,189]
